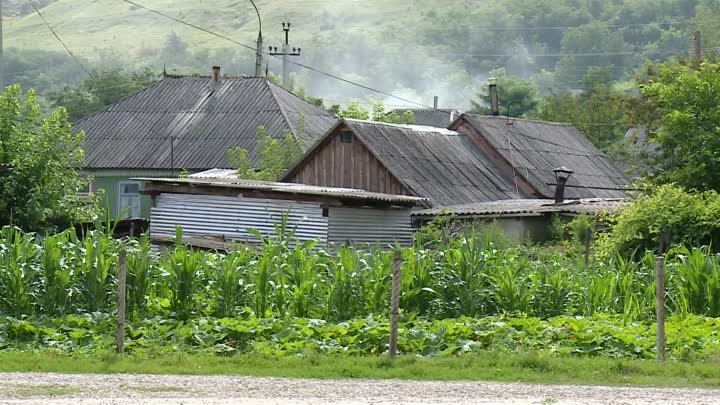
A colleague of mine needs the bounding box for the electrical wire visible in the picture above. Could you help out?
[25,0,94,78]
[118,0,434,109]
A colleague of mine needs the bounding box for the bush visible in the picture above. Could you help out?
[598,184,720,258]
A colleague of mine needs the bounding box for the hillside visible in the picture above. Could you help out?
[3,0,716,109]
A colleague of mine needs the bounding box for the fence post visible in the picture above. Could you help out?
[655,254,665,362]
[116,249,127,354]
[389,249,401,357]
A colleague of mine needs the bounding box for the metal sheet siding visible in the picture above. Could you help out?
[328,207,413,246]
[150,193,327,244]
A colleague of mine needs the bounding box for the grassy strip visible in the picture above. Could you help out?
[1,351,719,387]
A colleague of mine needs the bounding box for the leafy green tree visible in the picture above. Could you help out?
[0,85,95,231]
[227,126,304,181]
[48,69,157,121]
[471,69,540,117]
[638,61,720,191]
[368,100,415,124]
[538,66,630,149]
[338,100,369,120]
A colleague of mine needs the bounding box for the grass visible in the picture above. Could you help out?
[0,384,81,397]
[1,351,719,388]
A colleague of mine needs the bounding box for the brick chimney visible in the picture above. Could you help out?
[212,66,221,83]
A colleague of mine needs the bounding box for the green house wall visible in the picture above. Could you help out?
[94,176,153,218]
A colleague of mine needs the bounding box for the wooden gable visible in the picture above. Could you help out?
[285,126,410,196]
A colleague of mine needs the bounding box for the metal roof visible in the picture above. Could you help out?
[76,76,336,170]
[136,175,428,206]
[412,198,628,217]
[388,108,460,128]
[340,119,523,207]
[456,114,631,199]
[613,127,660,178]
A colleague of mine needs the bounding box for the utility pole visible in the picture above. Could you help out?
[693,31,701,68]
[269,22,301,89]
[248,0,263,78]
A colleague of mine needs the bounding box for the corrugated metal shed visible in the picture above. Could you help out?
[412,198,628,217]
[387,108,460,128]
[150,193,327,244]
[138,175,428,206]
[340,120,523,207]
[76,76,337,170]
[328,207,413,246]
[457,114,630,199]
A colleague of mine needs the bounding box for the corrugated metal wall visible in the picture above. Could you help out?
[328,207,413,246]
[150,193,328,244]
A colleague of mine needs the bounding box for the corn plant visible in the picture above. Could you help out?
[209,248,251,318]
[0,226,39,316]
[39,230,76,315]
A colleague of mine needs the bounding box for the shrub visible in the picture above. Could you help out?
[598,184,720,258]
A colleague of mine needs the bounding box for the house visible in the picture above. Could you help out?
[449,114,630,200]
[612,127,659,178]
[283,115,630,205]
[139,170,426,248]
[75,67,336,219]
[388,108,461,128]
[282,119,523,208]
[411,198,628,241]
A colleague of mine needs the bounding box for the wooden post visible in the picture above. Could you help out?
[693,31,702,68]
[583,228,591,267]
[655,254,666,362]
[389,250,401,357]
[116,249,127,354]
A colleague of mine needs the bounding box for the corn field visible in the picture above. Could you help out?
[1,225,720,322]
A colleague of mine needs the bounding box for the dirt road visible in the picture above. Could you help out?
[1,372,718,405]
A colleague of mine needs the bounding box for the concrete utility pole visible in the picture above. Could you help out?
[269,22,301,89]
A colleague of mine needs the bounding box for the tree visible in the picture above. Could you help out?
[470,68,539,117]
[163,31,189,62]
[0,85,95,231]
[369,100,414,124]
[637,61,720,191]
[48,69,157,121]
[538,66,630,149]
[227,126,304,181]
[337,100,369,120]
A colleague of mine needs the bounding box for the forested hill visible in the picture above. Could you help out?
[4,0,719,109]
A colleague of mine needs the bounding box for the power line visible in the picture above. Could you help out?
[25,0,93,78]
[118,0,434,109]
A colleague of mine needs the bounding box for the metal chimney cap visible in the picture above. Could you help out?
[553,166,574,175]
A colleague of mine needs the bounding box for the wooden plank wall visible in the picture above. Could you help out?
[287,131,410,195]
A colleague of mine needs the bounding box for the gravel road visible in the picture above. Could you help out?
[1,372,719,405]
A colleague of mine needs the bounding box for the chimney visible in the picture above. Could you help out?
[433,96,438,109]
[212,66,221,83]
[553,166,574,203]
[489,80,499,116]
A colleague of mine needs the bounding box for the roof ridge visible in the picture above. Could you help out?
[466,113,576,127]
[265,80,296,137]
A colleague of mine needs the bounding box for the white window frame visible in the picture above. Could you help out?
[118,181,142,218]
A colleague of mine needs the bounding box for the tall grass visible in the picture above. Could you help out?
[2,225,720,322]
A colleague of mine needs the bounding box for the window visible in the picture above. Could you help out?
[118,181,142,218]
[322,208,329,217]
[339,131,353,143]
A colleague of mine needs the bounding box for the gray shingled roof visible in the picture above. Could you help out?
[77,76,336,170]
[459,114,630,199]
[412,198,628,217]
[613,127,660,178]
[388,108,459,128]
[341,120,523,207]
